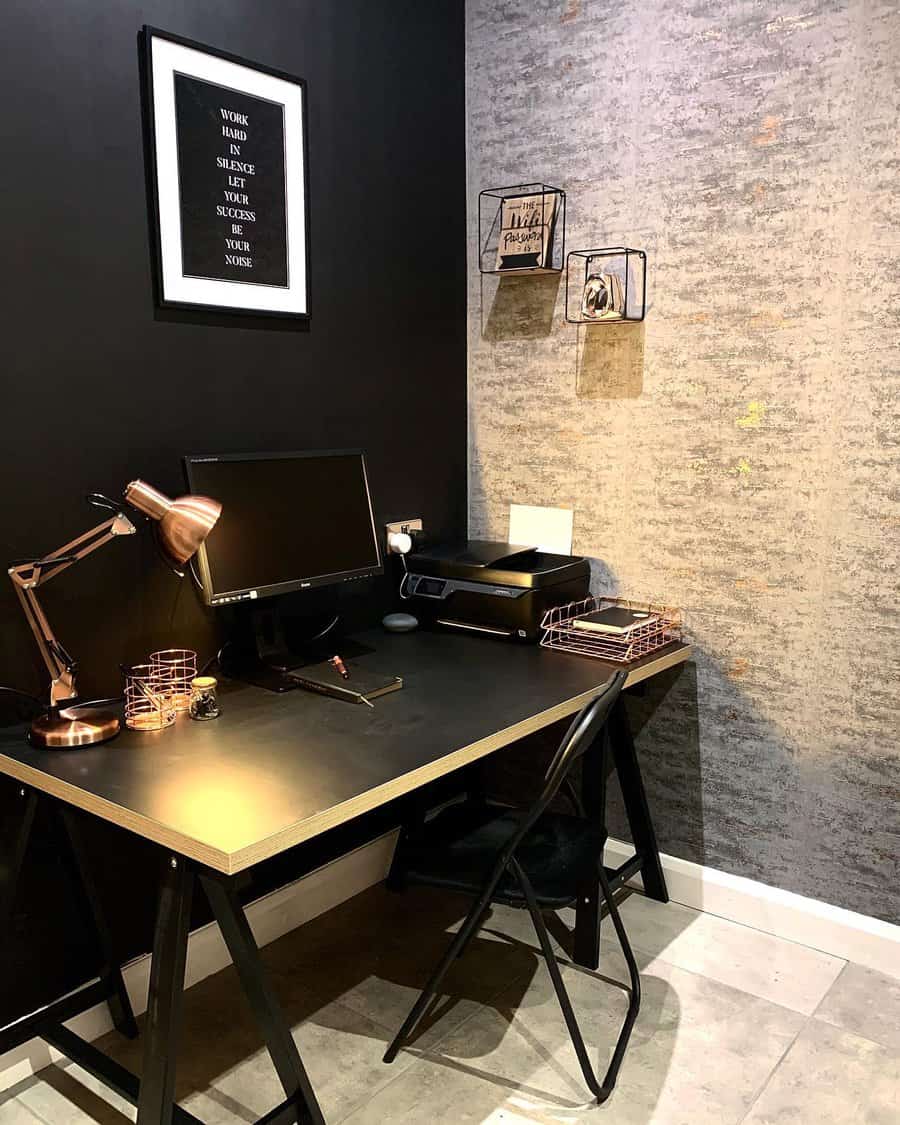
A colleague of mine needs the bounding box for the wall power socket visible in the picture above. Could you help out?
[384,518,423,554]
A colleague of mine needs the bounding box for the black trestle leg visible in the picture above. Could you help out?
[137,857,194,1125]
[608,696,668,903]
[54,805,138,1039]
[383,869,501,1064]
[0,787,38,936]
[199,872,326,1125]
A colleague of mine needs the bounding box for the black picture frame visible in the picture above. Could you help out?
[141,26,311,322]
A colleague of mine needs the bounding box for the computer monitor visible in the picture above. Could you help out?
[183,449,382,607]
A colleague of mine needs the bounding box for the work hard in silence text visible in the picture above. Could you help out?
[216,107,256,269]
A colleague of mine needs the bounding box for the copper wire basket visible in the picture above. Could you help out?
[123,664,176,731]
[150,649,198,714]
[540,596,683,663]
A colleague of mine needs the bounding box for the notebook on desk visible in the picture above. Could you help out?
[288,661,402,706]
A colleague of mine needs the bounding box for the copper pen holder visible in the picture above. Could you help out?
[150,649,198,714]
[124,664,176,731]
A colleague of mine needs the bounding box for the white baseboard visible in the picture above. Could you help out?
[3,828,897,1091]
[605,837,900,978]
[0,830,399,1092]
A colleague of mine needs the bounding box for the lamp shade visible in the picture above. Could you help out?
[124,480,222,567]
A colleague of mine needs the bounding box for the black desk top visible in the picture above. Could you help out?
[0,630,691,874]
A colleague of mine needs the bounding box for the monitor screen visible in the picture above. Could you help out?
[184,450,381,604]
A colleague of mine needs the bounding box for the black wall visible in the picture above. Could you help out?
[1,0,466,1026]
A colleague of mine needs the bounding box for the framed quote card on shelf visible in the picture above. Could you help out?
[142,27,310,320]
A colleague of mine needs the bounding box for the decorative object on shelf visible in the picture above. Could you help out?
[189,676,220,721]
[150,649,198,714]
[541,596,682,663]
[142,26,310,320]
[124,664,177,731]
[495,193,558,272]
[566,248,646,323]
[7,481,221,749]
[479,183,565,275]
[581,271,624,320]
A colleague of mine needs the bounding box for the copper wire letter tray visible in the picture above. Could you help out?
[540,596,683,663]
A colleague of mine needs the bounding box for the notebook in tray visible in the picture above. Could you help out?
[572,606,659,635]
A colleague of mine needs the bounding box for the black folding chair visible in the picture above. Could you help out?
[383,669,640,1104]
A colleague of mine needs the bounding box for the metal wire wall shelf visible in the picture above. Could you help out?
[565,247,646,324]
[540,596,682,663]
[479,182,566,275]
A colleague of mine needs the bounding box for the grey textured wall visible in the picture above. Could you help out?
[466,0,899,922]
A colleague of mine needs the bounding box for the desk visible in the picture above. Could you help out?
[0,629,691,1124]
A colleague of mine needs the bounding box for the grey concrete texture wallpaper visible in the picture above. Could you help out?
[466,0,899,921]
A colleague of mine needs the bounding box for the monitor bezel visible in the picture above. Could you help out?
[183,448,383,606]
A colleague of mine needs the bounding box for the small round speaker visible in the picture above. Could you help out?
[382,612,418,633]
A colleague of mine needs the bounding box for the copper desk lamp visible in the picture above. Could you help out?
[8,480,221,749]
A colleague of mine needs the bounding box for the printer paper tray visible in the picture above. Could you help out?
[435,618,516,638]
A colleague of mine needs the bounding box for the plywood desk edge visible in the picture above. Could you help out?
[0,643,693,874]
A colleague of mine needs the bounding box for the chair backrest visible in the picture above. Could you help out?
[495,669,628,867]
[541,668,627,802]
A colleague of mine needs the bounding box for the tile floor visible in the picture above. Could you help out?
[1,884,898,1124]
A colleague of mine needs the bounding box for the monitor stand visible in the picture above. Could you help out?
[226,599,374,693]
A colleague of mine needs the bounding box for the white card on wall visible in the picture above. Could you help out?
[508,504,574,555]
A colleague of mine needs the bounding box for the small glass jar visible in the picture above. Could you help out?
[189,676,220,721]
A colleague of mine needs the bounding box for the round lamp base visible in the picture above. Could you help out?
[30,708,121,749]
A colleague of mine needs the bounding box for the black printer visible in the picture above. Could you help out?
[404,540,590,641]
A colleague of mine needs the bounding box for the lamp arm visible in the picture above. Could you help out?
[11,582,74,704]
[8,514,136,706]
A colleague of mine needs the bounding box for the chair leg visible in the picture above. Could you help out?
[383,876,499,1064]
[510,859,602,1101]
[595,864,641,1099]
[512,859,641,1104]
[457,902,492,959]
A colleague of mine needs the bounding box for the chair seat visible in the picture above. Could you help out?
[399,800,606,908]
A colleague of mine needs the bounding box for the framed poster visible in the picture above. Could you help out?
[142,27,310,319]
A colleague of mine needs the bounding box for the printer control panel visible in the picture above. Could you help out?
[409,576,447,598]
[407,574,524,600]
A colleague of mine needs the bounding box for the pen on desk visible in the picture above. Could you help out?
[330,654,350,680]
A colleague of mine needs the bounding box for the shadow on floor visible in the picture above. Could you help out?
[1,882,688,1123]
